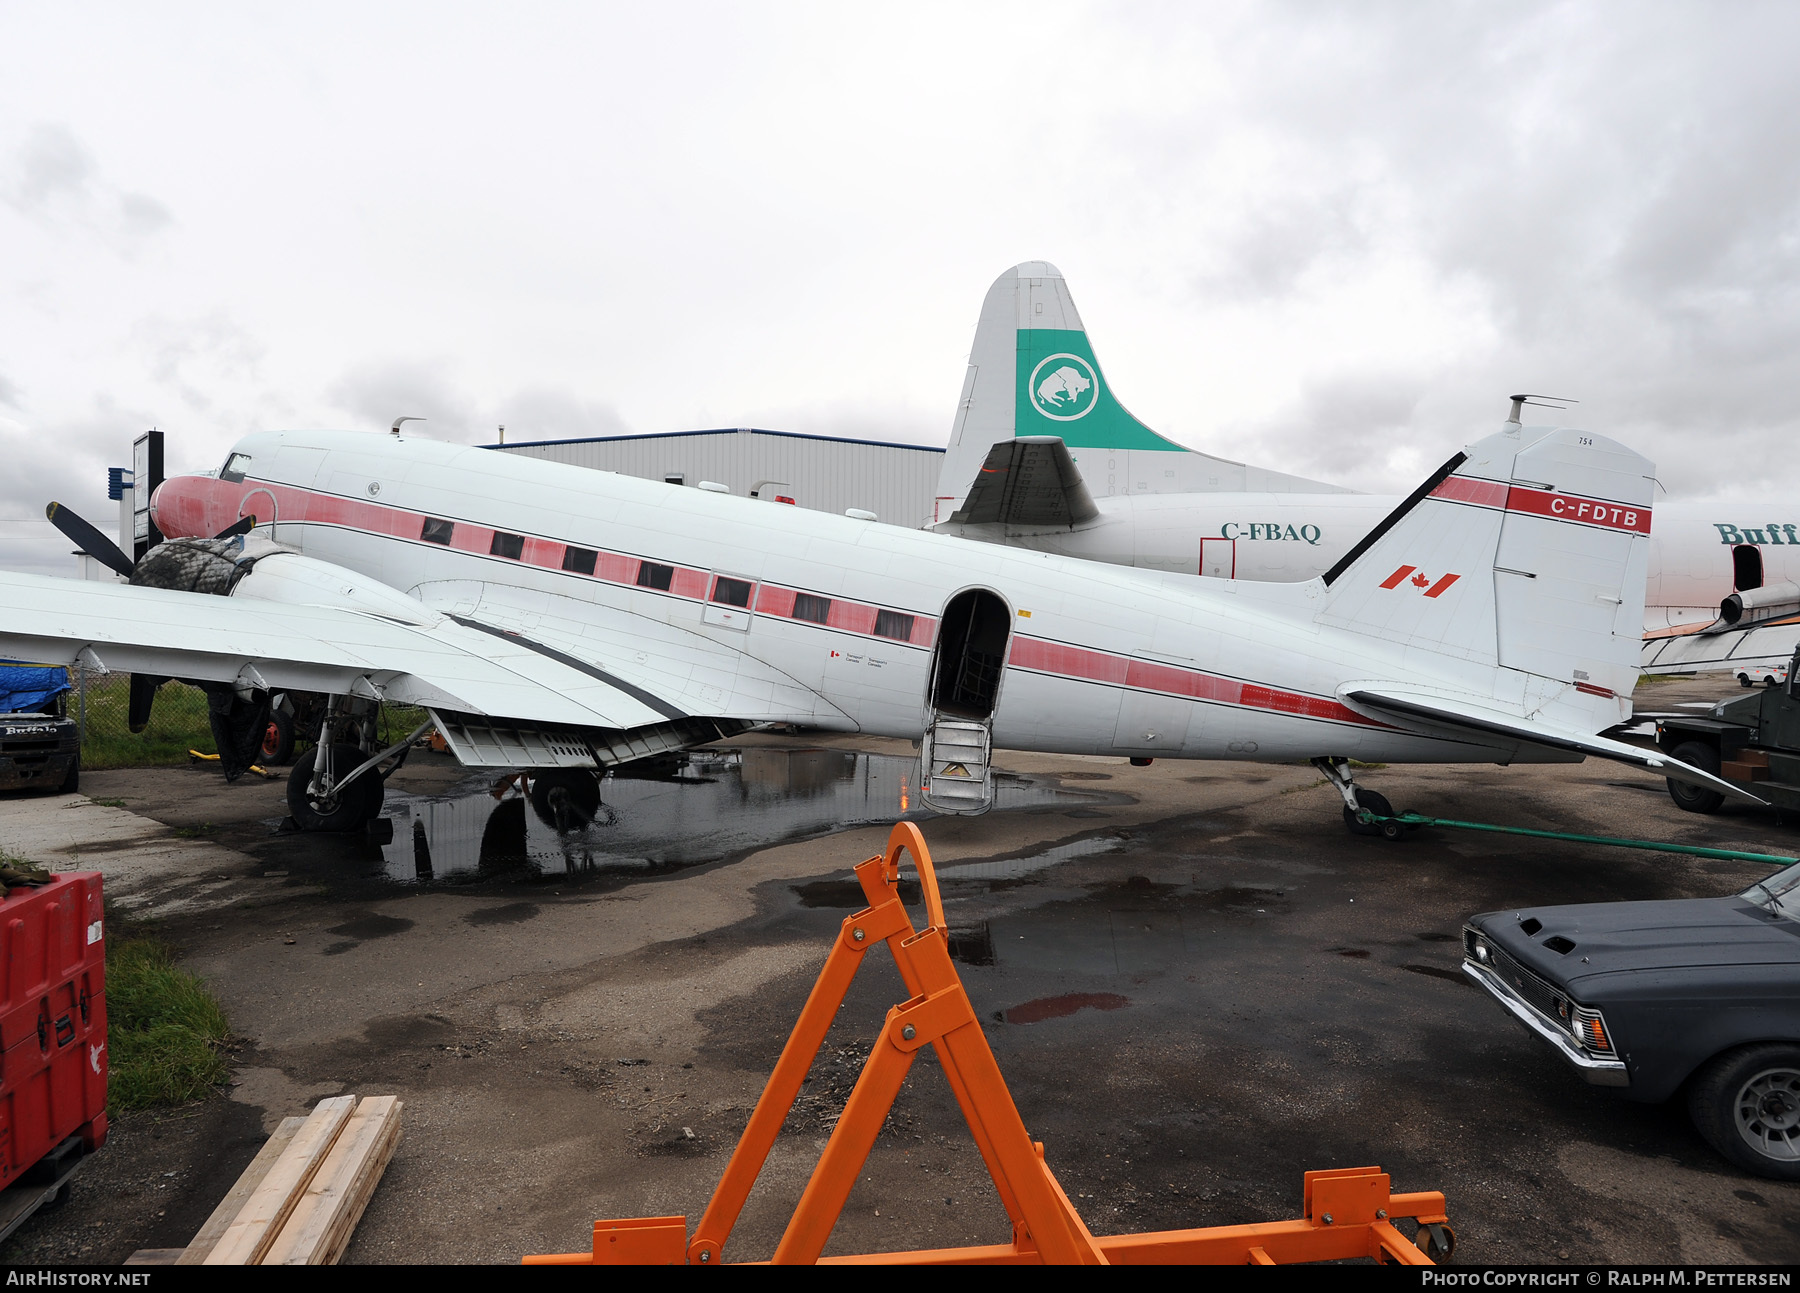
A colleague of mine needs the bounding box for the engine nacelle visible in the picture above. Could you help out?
[1718,580,1800,628]
[131,535,441,626]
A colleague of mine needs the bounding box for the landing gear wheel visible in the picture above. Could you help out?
[1688,1044,1800,1180]
[1666,740,1725,815]
[261,709,295,766]
[1343,789,1394,837]
[529,769,602,831]
[286,743,385,832]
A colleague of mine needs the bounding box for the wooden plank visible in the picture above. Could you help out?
[264,1097,403,1266]
[175,1116,307,1265]
[204,1096,356,1266]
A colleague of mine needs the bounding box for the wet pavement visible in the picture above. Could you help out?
[2,680,1799,1265]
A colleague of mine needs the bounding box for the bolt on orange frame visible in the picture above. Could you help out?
[524,822,1454,1266]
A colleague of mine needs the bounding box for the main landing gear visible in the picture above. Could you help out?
[1312,757,1418,841]
[285,693,433,833]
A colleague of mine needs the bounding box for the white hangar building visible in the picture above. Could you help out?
[489,428,946,530]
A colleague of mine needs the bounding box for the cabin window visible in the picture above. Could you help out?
[792,593,831,624]
[636,561,674,591]
[220,453,251,484]
[490,531,525,560]
[562,546,598,575]
[421,517,455,545]
[873,610,916,642]
[712,576,753,608]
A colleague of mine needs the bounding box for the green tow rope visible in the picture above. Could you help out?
[1356,810,1799,869]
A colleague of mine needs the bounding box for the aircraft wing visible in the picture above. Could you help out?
[941,437,1101,530]
[1340,684,1766,805]
[1641,618,1800,676]
[0,572,847,764]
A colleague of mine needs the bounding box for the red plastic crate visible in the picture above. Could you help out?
[0,872,106,1185]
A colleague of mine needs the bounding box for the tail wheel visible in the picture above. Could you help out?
[1343,789,1394,837]
[261,710,295,765]
[286,743,385,832]
[1414,1222,1456,1263]
[1665,740,1726,815]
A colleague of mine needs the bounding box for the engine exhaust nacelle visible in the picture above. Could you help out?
[1717,580,1800,629]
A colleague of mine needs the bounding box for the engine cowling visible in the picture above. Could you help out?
[1718,580,1800,628]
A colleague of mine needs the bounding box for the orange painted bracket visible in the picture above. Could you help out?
[522,822,1452,1266]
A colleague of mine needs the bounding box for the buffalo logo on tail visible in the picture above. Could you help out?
[1027,353,1099,421]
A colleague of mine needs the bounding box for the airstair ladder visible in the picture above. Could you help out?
[920,717,994,814]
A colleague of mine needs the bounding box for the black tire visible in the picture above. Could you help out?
[57,755,79,795]
[286,743,385,832]
[1688,1044,1800,1180]
[1343,789,1394,837]
[1739,673,1752,688]
[261,710,295,766]
[1666,740,1726,815]
[1768,676,1781,689]
[529,769,602,831]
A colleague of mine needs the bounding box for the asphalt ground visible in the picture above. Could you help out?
[2,674,1798,1265]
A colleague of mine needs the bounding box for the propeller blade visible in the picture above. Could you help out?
[214,514,256,540]
[128,674,164,734]
[45,502,135,578]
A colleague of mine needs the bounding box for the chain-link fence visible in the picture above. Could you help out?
[9,664,430,771]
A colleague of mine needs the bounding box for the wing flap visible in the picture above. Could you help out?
[1342,683,1766,805]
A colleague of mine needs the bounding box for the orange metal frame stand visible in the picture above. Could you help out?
[524,823,1452,1266]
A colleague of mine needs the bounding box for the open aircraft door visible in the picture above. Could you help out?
[920,588,1011,814]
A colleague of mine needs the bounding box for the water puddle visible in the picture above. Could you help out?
[376,747,1094,885]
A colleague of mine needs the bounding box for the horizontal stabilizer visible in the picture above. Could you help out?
[1343,685,1766,806]
[944,437,1099,530]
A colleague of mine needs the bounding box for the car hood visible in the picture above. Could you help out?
[1476,897,1800,982]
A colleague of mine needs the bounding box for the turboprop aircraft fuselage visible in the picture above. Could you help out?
[151,429,1598,770]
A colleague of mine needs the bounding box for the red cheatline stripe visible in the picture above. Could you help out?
[1574,681,1615,698]
[1423,574,1460,598]
[1380,565,1416,589]
[160,475,938,647]
[1009,638,1386,729]
[1429,475,1651,535]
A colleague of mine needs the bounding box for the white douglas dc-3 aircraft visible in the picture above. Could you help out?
[0,414,1756,833]
[933,263,1800,675]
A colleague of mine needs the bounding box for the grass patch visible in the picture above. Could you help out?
[107,935,231,1113]
[79,676,216,769]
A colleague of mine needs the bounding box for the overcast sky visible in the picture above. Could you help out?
[4,2,1798,575]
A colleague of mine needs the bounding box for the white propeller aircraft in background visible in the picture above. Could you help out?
[1,412,1754,834]
[932,263,1800,676]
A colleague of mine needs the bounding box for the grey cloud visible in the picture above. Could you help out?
[329,359,472,440]
[496,387,630,444]
[132,314,267,413]
[2,121,173,246]
[0,371,20,409]
[117,191,174,238]
[0,401,152,578]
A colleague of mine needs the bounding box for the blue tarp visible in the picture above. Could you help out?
[0,664,69,715]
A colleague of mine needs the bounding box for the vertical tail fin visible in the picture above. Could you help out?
[934,262,1344,519]
[1320,422,1655,730]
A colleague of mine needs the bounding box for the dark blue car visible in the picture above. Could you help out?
[1464,863,1800,1180]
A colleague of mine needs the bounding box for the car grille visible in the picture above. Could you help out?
[1487,945,1568,1024]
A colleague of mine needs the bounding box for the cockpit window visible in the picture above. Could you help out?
[221,453,252,484]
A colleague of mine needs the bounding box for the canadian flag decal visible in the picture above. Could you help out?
[1380,565,1460,598]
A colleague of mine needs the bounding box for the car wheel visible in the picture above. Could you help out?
[1343,789,1394,837]
[1666,740,1725,815]
[1689,1044,1800,1181]
[1739,673,1752,687]
[286,743,385,832]
[260,709,295,765]
[1768,676,1781,689]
